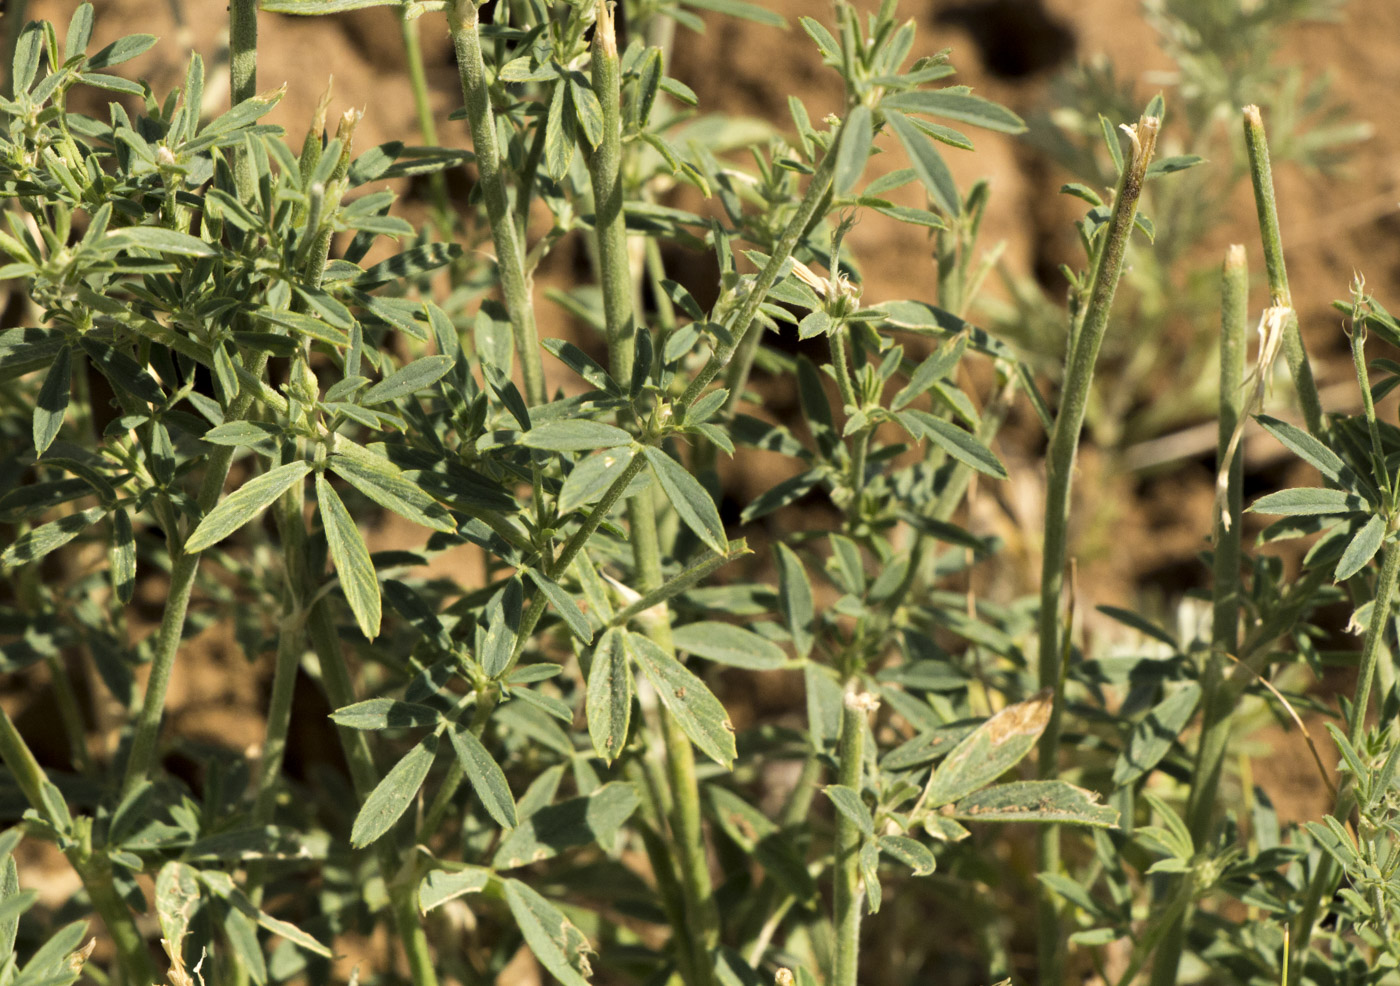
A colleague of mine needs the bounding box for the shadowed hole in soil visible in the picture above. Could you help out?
[932,0,1077,80]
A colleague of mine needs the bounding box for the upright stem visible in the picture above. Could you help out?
[399,6,453,227]
[1242,104,1324,438]
[447,0,546,405]
[122,355,270,798]
[832,692,871,986]
[306,601,441,986]
[1150,244,1249,986]
[676,123,844,413]
[229,0,258,200]
[587,0,634,381]
[1036,113,1159,983]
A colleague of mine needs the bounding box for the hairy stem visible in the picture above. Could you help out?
[229,0,257,200]
[1036,113,1160,982]
[832,692,870,986]
[1242,104,1324,438]
[447,0,546,405]
[122,355,270,799]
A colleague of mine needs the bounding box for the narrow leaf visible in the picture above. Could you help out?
[643,446,727,555]
[362,355,456,406]
[317,473,381,640]
[33,345,71,455]
[886,110,959,216]
[824,784,874,836]
[925,691,1051,808]
[587,628,633,763]
[951,780,1119,828]
[185,462,311,553]
[1336,513,1387,581]
[775,543,815,658]
[350,734,438,847]
[503,880,594,986]
[449,722,517,829]
[626,632,736,767]
[1249,487,1364,516]
[670,622,786,670]
[833,104,873,196]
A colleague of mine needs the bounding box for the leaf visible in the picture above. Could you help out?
[642,446,728,555]
[834,104,873,196]
[544,82,576,181]
[521,420,633,453]
[683,0,788,28]
[155,861,202,949]
[1336,513,1387,581]
[106,226,217,257]
[925,691,1051,808]
[1255,414,1348,485]
[798,311,833,340]
[87,32,158,68]
[526,570,594,644]
[329,441,455,533]
[184,461,311,553]
[670,622,786,670]
[587,628,633,764]
[2,506,105,567]
[881,89,1026,134]
[362,355,456,405]
[449,722,518,829]
[493,782,639,868]
[33,345,71,455]
[901,410,1006,478]
[419,868,490,914]
[329,698,440,730]
[1112,682,1201,786]
[886,110,959,216]
[626,632,736,767]
[1249,487,1364,516]
[878,834,936,876]
[569,78,604,148]
[558,447,640,515]
[350,734,438,847]
[775,543,815,658]
[317,474,381,640]
[503,880,594,986]
[824,785,874,836]
[951,780,1119,828]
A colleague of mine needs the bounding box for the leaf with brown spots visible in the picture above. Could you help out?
[924,690,1052,808]
[950,780,1119,828]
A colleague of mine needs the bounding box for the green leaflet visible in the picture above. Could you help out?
[329,439,456,533]
[503,879,594,986]
[184,461,311,553]
[419,868,490,914]
[521,420,633,452]
[925,691,1051,808]
[881,89,1026,134]
[329,698,441,731]
[1112,682,1201,786]
[833,103,873,197]
[350,734,438,848]
[670,622,787,670]
[317,473,381,640]
[449,721,518,829]
[586,628,633,763]
[824,784,874,836]
[361,355,456,406]
[493,782,639,869]
[626,632,736,767]
[1336,513,1387,581]
[2,506,106,567]
[951,780,1119,828]
[878,835,936,876]
[885,109,959,217]
[33,344,71,455]
[525,570,594,643]
[642,446,727,555]
[899,409,1007,479]
[775,543,815,658]
[1249,487,1365,516]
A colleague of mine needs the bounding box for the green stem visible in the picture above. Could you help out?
[1036,113,1160,983]
[1350,317,1390,498]
[587,1,635,381]
[447,0,546,406]
[1150,244,1249,986]
[229,0,258,201]
[42,652,90,774]
[1242,104,1324,438]
[0,707,157,984]
[832,692,870,986]
[121,354,271,799]
[307,601,440,986]
[399,6,453,228]
[676,122,844,414]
